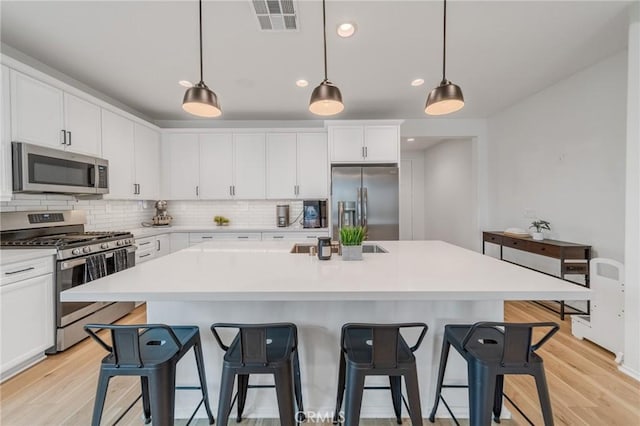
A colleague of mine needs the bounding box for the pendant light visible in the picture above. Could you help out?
[182,0,221,117]
[309,0,344,116]
[425,0,464,116]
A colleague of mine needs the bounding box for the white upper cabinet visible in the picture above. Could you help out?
[63,93,101,156]
[10,70,101,156]
[134,123,160,200]
[329,123,399,163]
[199,134,233,199]
[233,133,266,199]
[266,132,328,199]
[1,65,12,200]
[10,70,64,149]
[266,133,298,199]
[164,133,199,200]
[101,110,135,199]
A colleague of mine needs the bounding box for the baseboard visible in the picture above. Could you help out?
[618,364,640,382]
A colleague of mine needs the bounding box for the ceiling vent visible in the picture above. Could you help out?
[252,0,298,31]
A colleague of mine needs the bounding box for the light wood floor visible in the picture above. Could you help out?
[0,302,638,425]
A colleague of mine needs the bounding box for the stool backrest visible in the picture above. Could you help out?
[84,324,182,367]
[211,323,297,366]
[461,322,559,367]
[341,323,428,368]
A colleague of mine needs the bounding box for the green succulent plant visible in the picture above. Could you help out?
[529,220,551,233]
[340,226,365,246]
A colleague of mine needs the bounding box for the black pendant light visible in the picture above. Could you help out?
[182,0,221,118]
[425,0,464,116]
[309,0,344,116]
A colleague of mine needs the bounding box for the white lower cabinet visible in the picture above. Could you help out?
[135,234,171,264]
[189,232,262,246]
[262,231,329,242]
[1,256,54,380]
[170,233,190,253]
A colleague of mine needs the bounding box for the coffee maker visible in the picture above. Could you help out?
[277,205,290,227]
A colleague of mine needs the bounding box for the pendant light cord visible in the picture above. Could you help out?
[199,0,204,84]
[442,0,447,83]
[322,0,328,81]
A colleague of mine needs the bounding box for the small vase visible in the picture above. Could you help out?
[531,232,544,241]
[341,244,363,261]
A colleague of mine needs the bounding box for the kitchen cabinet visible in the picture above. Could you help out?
[233,133,266,199]
[1,256,54,379]
[266,132,328,199]
[10,70,101,156]
[163,133,200,200]
[262,231,329,241]
[102,110,160,200]
[329,124,399,163]
[135,234,171,264]
[199,134,233,199]
[170,233,190,253]
[1,65,11,200]
[189,232,262,246]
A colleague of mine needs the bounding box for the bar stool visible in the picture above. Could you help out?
[210,322,304,426]
[428,321,559,426]
[84,323,215,426]
[333,322,428,426]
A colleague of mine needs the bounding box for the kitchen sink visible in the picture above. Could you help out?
[290,244,387,254]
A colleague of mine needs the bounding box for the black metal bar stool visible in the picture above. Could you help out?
[333,322,428,426]
[84,323,215,426]
[210,322,304,426]
[428,321,559,426]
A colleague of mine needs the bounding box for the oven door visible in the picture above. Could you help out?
[56,246,136,327]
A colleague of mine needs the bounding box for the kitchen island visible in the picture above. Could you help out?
[61,240,590,420]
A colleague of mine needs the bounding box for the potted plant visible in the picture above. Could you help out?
[340,226,365,261]
[529,220,550,241]
[214,215,230,226]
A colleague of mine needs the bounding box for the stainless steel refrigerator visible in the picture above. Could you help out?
[331,165,399,241]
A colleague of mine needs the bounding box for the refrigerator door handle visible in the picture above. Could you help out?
[362,187,368,228]
[356,188,362,226]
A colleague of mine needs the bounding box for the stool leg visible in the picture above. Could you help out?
[140,376,151,424]
[468,362,496,426]
[533,364,555,426]
[403,365,423,426]
[493,374,504,423]
[389,375,402,424]
[274,364,296,426]
[293,349,305,421]
[237,374,249,422]
[148,364,176,426]
[192,337,215,425]
[217,368,236,426]
[91,370,111,426]
[333,351,346,424]
[343,367,365,426]
[428,337,451,422]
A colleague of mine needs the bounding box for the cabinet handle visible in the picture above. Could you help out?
[196,186,199,196]
[364,146,368,158]
[201,236,213,239]
[139,241,151,246]
[4,266,35,275]
[273,235,284,239]
[139,253,152,258]
[232,186,236,196]
[362,146,365,158]
[137,184,141,195]
[61,130,67,145]
[67,131,72,146]
[230,186,233,196]
[237,236,249,239]
[157,240,160,251]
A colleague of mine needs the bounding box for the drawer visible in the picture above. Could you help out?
[528,242,561,258]
[189,233,216,244]
[135,237,155,250]
[502,236,530,251]
[136,249,156,264]
[262,232,329,241]
[483,233,502,244]
[563,262,589,275]
[214,233,262,241]
[1,256,53,286]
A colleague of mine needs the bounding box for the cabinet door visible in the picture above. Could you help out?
[63,93,101,156]
[164,134,199,200]
[101,109,135,199]
[155,234,171,257]
[0,274,54,376]
[134,124,160,200]
[364,125,399,163]
[199,134,233,199]
[297,132,328,198]
[233,133,266,199]
[329,126,364,163]
[266,133,297,199]
[1,65,11,200]
[169,233,189,253]
[10,71,64,148]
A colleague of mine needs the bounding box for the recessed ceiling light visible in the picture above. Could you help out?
[296,79,309,87]
[407,138,415,142]
[337,22,356,38]
[178,80,193,88]
[411,79,424,87]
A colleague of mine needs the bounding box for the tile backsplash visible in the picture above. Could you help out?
[0,194,304,230]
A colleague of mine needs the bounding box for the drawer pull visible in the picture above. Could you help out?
[237,236,249,239]
[140,253,152,258]
[139,241,151,246]
[306,236,317,239]
[4,266,35,275]
[272,236,284,239]
[201,236,213,239]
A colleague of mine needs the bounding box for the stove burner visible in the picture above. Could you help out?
[2,231,132,248]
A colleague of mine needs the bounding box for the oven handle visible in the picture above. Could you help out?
[59,246,137,271]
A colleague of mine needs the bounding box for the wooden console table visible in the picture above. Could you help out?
[482,231,591,320]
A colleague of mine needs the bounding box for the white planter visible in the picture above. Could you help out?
[341,245,363,261]
[531,232,544,241]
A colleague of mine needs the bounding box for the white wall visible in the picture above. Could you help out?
[487,51,628,262]
[422,139,476,250]
[400,153,425,240]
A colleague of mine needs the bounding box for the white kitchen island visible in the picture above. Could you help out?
[61,240,590,420]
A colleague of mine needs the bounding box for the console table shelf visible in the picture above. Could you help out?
[482,231,591,320]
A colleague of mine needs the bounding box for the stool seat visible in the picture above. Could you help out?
[343,328,415,366]
[223,326,296,365]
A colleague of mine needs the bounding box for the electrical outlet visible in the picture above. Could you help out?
[524,209,536,219]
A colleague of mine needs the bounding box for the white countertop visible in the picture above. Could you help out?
[61,240,590,302]
[0,248,57,265]
[130,225,330,238]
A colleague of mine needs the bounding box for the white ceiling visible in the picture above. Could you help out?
[0,1,633,122]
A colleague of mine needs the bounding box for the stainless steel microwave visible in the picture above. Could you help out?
[12,142,109,195]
